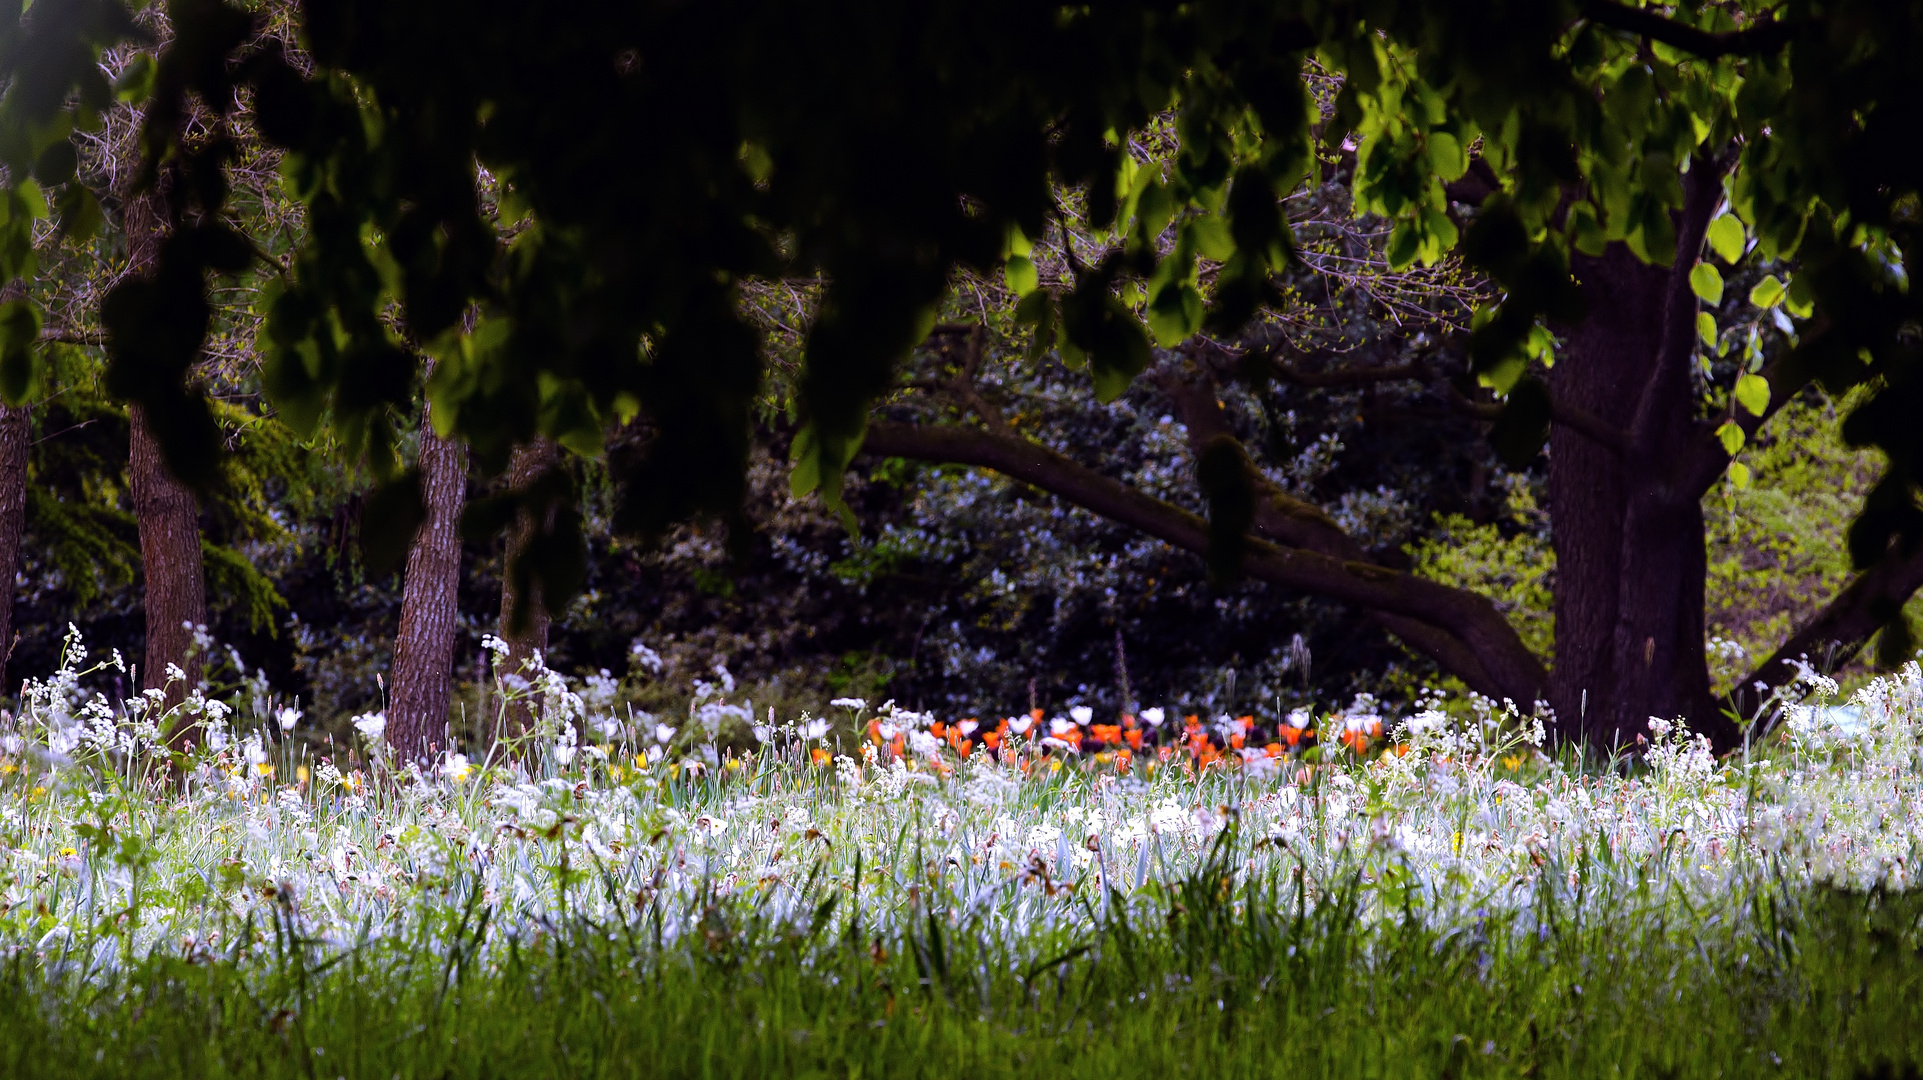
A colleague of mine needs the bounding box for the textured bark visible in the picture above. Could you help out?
[1604,161,1734,748]
[862,419,1549,705]
[1153,361,1543,703]
[121,176,208,741]
[1549,247,1669,742]
[499,437,557,738]
[387,411,469,762]
[0,402,28,694]
[131,403,207,730]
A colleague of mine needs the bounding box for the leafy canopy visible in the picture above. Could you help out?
[0,0,1918,616]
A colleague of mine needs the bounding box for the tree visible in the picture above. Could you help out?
[6,0,1922,751]
[385,404,468,759]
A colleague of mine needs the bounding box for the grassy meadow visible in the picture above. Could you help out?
[3,631,1922,1076]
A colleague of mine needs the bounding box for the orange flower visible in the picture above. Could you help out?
[1090,724,1122,746]
[810,747,832,765]
[1263,742,1285,759]
[1229,732,1246,750]
[930,721,947,739]
[867,719,883,744]
[1114,748,1133,775]
[982,731,1003,751]
[1124,728,1143,750]
[1338,729,1369,754]
[1279,725,1306,749]
[1236,715,1255,733]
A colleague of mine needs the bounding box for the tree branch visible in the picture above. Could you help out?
[862,417,1550,705]
[1675,352,1815,500]
[1581,1,1802,58]
[1730,538,1923,725]
[1150,359,1515,697]
[1449,383,1631,457]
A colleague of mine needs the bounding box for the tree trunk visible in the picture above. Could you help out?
[387,410,468,763]
[1550,162,1734,750]
[0,402,28,694]
[131,403,207,731]
[1548,246,1669,744]
[498,437,557,738]
[1604,162,1736,748]
[121,174,208,742]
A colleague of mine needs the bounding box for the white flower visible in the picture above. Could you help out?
[441,753,473,783]
[1070,706,1093,726]
[1286,708,1312,730]
[352,713,387,743]
[1141,707,1165,727]
[628,639,664,673]
[830,697,867,710]
[907,730,940,758]
[276,707,302,732]
[1049,718,1079,737]
[752,724,773,743]
[803,718,830,740]
[653,723,677,744]
[1007,714,1034,735]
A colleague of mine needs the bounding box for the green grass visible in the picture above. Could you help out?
[4,857,1921,1079]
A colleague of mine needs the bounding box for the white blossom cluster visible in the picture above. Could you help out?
[4,631,1923,967]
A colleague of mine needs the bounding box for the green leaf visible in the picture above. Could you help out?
[1427,131,1467,182]
[1386,220,1421,271]
[0,299,40,406]
[1004,255,1038,296]
[1696,311,1717,348]
[1734,373,1770,416]
[1013,288,1051,325]
[115,55,155,103]
[1189,215,1235,262]
[1748,275,1785,309]
[1726,461,1750,489]
[1715,420,1745,456]
[1706,215,1746,263]
[1146,283,1203,347]
[1783,274,1815,318]
[1689,262,1724,304]
[788,425,820,499]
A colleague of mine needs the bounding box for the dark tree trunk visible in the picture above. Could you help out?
[131,403,207,729]
[1605,163,1735,748]
[1549,162,1734,750]
[0,402,28,694]
[1548,246,1669,743]
[498,437,556,738]
[387,410,468,762]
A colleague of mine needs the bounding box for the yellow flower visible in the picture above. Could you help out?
[296,765,310,784]
[254,762,274,777]
[29,785,45,799]
[1452,830,1464,855]
[57,847,76,858]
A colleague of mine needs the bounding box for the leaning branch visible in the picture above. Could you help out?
[1731,539,1923,725]
[1150,359,1510,696]
[863,418,1550,704]
[1580,1,1802,58]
